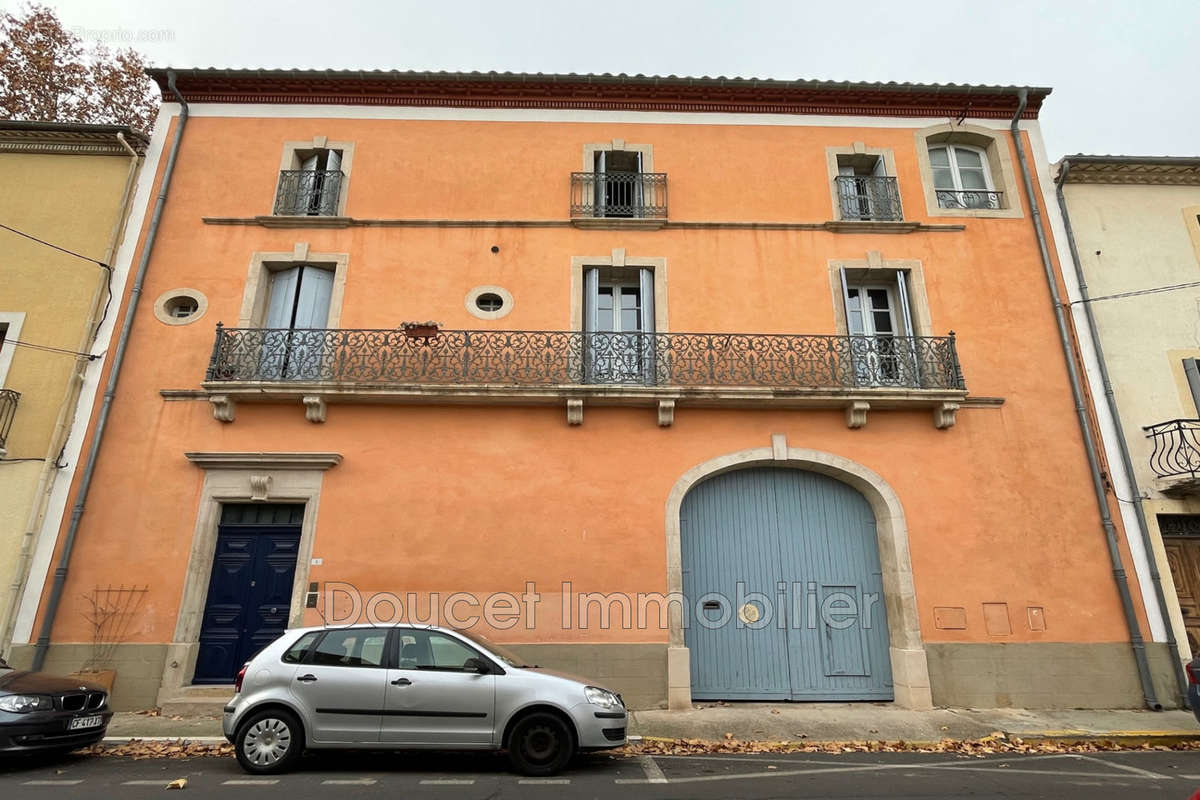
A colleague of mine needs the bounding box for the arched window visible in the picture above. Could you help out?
[928,145,999,209]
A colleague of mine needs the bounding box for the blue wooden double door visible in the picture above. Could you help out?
[681,468,894,701]
[194,504,303,684]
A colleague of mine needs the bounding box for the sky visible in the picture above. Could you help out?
[8,0,1198,160]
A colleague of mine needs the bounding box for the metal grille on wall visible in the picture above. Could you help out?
[205,326,965,391]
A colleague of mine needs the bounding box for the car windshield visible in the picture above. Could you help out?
[452,629,534,668]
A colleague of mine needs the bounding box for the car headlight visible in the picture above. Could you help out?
[584,686,622,710]
[0,694,53,713]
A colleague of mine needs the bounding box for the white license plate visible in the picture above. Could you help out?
[68,715,103,730]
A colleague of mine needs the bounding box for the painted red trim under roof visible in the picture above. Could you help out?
[147,69,1048,119]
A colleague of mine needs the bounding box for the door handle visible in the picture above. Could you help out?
[296,674,318,683]
[391,677,412,686]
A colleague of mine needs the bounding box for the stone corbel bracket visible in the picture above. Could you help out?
[657,399,676,427]
[302,395,327,423]
[845,400,869,429]
[933,401,960,429]
[209,394,235,423]
[566,398,583,425]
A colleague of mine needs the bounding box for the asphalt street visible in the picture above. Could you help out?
[2,748,1200,798]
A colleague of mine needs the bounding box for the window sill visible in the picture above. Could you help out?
[254,214,352,228]
[192,381,986,429]
[570,217,667,230]
[824,220,920,234]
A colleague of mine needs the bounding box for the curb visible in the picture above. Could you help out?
[628,731,1200,748]
[101,736,228,746]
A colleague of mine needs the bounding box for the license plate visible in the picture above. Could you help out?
[68,715,103,730]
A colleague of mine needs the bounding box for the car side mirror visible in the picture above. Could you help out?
[463,657,491,674]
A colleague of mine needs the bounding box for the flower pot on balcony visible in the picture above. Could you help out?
[401,322,441,339]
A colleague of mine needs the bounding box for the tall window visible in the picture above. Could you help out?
[929,145,997,210]
[593,150,643,218]
[583,266,655,383]
[276,148,344,216]
[260,265,334,380]
[839,270,916,386]
[835,154,901,221]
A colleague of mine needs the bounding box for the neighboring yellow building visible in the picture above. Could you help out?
[1055,156,1200,685]
[0,121,147,656]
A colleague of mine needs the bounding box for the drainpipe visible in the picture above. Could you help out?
[0,132,142,658]
[31,71,189,670]
[1009,89,1160,709]
[1055,157,1187,699]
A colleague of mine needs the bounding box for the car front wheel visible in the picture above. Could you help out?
[507,711,575,776]
[234,708,304,774]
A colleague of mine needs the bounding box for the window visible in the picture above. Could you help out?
[259,265,335,380]
[929,145,999,210]
[835,154,901,221]
[310,628,387,668]
[583,266,656,384]
[475,293,503,313]
[393,630,483,672]
[838,269,917,386]
[275,147,344,216]
[281,631,321,664]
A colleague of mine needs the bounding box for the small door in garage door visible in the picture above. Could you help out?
[193,504,303,684]
[681,468,893,701]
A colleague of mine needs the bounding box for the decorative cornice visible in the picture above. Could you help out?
[149,69,1047,119]
[185,451,343,470]
[201,216,966,233]
[0,127,149,156]
[1060,158,1200,186]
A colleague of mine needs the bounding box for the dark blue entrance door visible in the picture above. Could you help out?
[194,504,303,684]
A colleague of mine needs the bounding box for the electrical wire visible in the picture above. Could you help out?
[1065,279,1200,306]
[0,223,109,268]
[1,339,102,360]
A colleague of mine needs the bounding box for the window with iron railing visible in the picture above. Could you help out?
[274,148,345,216]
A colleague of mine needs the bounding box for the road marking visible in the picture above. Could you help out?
[322,778,377,785]
[419,779,475,785]
[23,780,83,786]
[639,754,668,784]
[1179,774,1200,779]
[223,779,280,785]
[1072,754,1169,779]
[123,780,174,786]
[518,778,571,784]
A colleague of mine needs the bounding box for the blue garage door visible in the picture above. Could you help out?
[681,468,893,701]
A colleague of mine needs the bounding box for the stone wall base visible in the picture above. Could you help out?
[925,642,1181,709]
[7,643,168,711]
[507,643,667,709]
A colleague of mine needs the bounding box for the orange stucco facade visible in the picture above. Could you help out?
[8,72,1172,711]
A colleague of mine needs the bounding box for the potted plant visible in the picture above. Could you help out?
[401,321,441,339]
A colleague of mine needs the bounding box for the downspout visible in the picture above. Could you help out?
[32,72,189,670]
[1055,157,1187,699]
[0,132,141,657]
[1009,88,1161,709]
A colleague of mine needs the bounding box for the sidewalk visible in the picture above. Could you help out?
[102,704,1200,746]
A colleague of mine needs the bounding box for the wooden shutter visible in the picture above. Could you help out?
[265,267,301,328]
[292,267,334,329]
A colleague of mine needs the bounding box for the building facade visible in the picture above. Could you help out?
[1056,156,1200,673]
[6,71,1179,711]
[0,122,147,661]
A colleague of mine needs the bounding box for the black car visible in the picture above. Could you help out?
[0,656,112,754]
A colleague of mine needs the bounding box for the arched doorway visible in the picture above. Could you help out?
[682,467,893,700]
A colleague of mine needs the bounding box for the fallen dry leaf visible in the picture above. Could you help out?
[166,778,187,790]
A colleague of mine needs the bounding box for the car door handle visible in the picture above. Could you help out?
[296,674,318,683]
[391,677,412,686]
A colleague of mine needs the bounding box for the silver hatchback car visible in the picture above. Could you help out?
[222,624,627,775]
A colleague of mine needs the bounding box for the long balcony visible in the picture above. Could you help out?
[834,176,902,221]
[1145,419,1200,494]
[200,326,967,428]
[273,169,344,216]
[570,172,667,225]
[0,388,18,455]
[934,189,1003,210]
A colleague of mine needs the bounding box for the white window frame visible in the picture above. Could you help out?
[929,144,995,192]
[0,312,27,388]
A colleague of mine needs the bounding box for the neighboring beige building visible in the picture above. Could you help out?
[1056,156,1200,678]
[0,122,147,657]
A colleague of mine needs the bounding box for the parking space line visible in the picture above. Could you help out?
[123,780,173,786]
[419,779,476,785]
[23,780,83,786]
[518,778,571,784]
[1072,755,1170,779]
[639,754,668,784]
[322,778,377,785]
[223,779,280,785]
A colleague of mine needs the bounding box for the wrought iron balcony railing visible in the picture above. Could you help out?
[1145,419,1200,481]
[935,189,1003,210]
[0,388,18,453]
[205,325,964,391]
[273,170,344,216]
[834,176,903,221]
[570,172,668,219]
